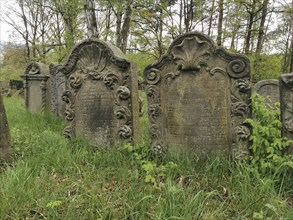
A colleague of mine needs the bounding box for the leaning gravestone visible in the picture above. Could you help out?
[0,94,12,163]
[280,73,293,154]
[59,39,139,147]
[21,62,51,112]
[50,63,66,117]
[254,79,280,107]
[144,32,251,157]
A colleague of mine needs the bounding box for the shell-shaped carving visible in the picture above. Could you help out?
[78,43,108,79]
[172,37,213,71]
[116,86,131,100]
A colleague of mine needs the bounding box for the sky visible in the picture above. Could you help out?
[0,0,17,44]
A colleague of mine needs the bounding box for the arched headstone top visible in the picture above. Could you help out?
[145,31,250,80]
[59,38,130,77]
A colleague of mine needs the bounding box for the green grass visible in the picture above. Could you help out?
[1,96,293,219]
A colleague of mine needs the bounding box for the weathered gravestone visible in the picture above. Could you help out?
[50,63,66,117]
[280,73,293,154]
[254,79,280,107]
[60,39,139,147]
[144,32,252,156]
[21,62,51,112]
[0,94,12,163]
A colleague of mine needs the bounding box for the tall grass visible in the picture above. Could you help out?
[1,96,292,219]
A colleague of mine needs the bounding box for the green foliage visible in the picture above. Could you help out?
[127,52,155,76]
[123,143,178,189]
[250,54,283,82]
[1,96,293,219]
[246,94,293,175]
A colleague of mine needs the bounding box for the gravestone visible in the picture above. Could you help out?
[59,39,139,147]
[0,94,12,163]
[50,63,66,117]
[21,62,51,112]
[280,73,293,154]
[144,32,251,157]
[254,79,280,107]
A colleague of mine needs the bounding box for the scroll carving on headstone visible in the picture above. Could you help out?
[50,63,66,117]
[144,32,252,157]
[254,79,279,108]
[21,62,51,113]
[280,73,293,154]
[59,39,139,147]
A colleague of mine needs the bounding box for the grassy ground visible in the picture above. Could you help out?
[1,96,293,219]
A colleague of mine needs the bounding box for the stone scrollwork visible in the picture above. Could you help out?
[116,86,131,100]
[118,125,132,139]
[145,68,161,85]
[227,59,250,79]
[60,39,134,144]
[284,116,293,132]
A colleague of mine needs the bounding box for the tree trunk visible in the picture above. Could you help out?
[85,0,98,38]
[120,0,133,53]
[208,0,215,36]
[115,11,123,49]
[0,94,12,164]
[256,0,269,54]
[216,0,224,46]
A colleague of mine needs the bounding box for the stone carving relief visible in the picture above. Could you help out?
[144,32,251,157]
[21,62,51,112]
[59,39,139,146]
[280,74,293,154]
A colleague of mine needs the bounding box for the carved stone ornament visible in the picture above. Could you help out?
[280,73,293,154]
[59,38,139,146]
[144,32,251,157]
[21,62,51,113]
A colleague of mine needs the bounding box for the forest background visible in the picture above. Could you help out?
[0,0,293,82]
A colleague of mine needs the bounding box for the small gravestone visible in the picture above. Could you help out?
[21,62,51,112]
[280,73,293,154]
[59,39,140,147]
[144,32,251,157]
[50,63,66,117]
[0,94,12,163]
[254,79,279,107]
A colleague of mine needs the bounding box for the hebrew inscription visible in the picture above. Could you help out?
[144,32,251,157]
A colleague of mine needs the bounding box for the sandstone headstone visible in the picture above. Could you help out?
[0,94,12,163]
[254,79,279,107]
[144,32,251,157]
[59,39,139,147]
[280,73,293,154]
[50,63,66,117]
[21,62,51,112]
